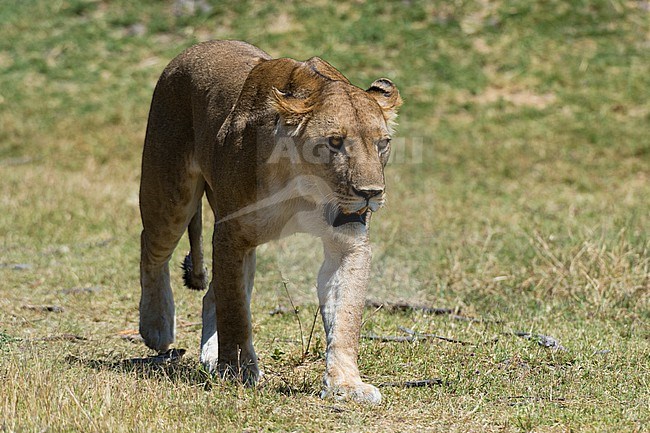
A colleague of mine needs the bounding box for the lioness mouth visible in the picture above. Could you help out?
[331,207,369,227]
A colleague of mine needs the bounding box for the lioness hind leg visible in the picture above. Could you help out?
[139,231,177,352]
[139,177,205,353]
[138,68,206,352]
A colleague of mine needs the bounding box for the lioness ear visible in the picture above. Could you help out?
[270,88,314,129]
[366,78,403,125]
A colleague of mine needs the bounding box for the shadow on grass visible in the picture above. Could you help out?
[65,350,217,390]
[270,380,319,398]
[66,350,321,396]
[65,349,328,397]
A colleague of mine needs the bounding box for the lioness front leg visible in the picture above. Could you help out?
[317,236,381,404]
[200,227,260,385]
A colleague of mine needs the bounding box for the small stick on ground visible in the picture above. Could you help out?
[364,333,418,343]
[379,378,443,388]
[22,304,64,313]
[30,334,87,342]
[282,281,304,356]
[303,305,320,360]
[363,326,474,345]
[399,326,474,345]
[365,300,456,315]
[365,300,500,323]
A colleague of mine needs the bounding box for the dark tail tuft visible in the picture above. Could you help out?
[181,252,205,291]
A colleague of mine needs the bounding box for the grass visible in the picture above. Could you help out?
[1,0,649,431]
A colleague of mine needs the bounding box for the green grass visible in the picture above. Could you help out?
[1,0,649,431]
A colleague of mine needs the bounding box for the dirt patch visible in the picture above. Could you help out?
[267,12,302,35]
[460,86,557,109]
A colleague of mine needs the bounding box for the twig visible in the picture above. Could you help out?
[363,327,474,345]
[66,386,99,432]
[364,333,417,342]
[282,281,304,356]
[365,300,496,323]
[303,305,320,360]
[364,330,473,345]
[30,334,87,342]
[448,314,495,323]
[22,304,64,313]
[379,378,443,388]
[399,326,474,345]
[365,300,456,315]
[505,395,568,407]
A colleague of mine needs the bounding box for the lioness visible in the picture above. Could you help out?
[139,40,401,404]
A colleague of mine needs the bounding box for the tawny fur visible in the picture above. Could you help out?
[138,40,401,404]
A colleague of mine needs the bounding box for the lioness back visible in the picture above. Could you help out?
[144,40,271,159]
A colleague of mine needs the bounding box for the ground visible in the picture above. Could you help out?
[1,1,648,432]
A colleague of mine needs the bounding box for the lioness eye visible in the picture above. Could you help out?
[328,137,344,151]
[377,138,390,153]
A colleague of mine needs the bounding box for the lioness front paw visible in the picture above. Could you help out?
[321,381,382,405]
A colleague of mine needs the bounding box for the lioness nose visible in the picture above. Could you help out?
[352,185,383,200]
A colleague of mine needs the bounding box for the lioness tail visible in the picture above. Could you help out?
[181,204,208,291]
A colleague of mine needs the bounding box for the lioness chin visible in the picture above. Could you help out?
[138,40,401,404]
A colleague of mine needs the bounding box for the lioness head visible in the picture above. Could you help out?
[270,57,402,227]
